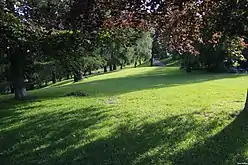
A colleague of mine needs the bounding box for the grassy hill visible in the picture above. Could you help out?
[1,67,248,165]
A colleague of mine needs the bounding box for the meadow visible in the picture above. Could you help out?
[1,67,248,165]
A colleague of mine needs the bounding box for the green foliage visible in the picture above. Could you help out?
[1,0,247,98]
[135,31,153,61]
[0,6,42,96]
[226,36,246,64]
[98,28,153,68]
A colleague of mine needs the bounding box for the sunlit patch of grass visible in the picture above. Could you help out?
[0,67,248,165]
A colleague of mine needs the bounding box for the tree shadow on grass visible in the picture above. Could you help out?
[0,105,115,165]
[173,109,248,165]
[0,68,247,164]
[0,107,227,165]
[66,112,219,165]
[36,68,246,99]
[1,98,248,165]
[50,110,248,165]
[0,98,42,119]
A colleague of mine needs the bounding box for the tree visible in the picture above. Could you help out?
[1,0,247,100]
[98,27,147,70]
[1,4,42,99]
[132,31,153,66]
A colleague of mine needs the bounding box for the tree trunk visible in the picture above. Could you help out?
[88,69,92,75]
[244,90,248,112]
[120,64,123,69]
[150,55,154,66]
[10,85,14,94]
[51,64,56,84]
[12,74,27,99]
[10,53,27,100]
[134,61,137,68]
[109,65,113,71]
[104,66,108,72]
[74,71,83,82]
[52,71,56,84]
[113,64,117,70]
[14,85,27,99]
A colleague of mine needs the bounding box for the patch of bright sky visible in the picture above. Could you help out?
[14,0,31,21]
[142,0,162,13]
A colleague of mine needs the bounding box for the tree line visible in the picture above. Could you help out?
[0,0,247,100]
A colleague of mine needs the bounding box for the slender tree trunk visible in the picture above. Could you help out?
[104,66,108,72]
[120,64,123,69]
[109,65,113,71]
[134,61,137,68]
[10,85,14,94]
[52,69,56,84]
[150,55,154,66]
[38,80,42,88]
[244,90,248,112]
[113,64,117,70]
[88,69,92,75]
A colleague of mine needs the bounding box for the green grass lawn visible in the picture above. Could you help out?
[1,67,248,165]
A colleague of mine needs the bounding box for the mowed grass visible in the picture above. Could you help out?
[1,67,248,165]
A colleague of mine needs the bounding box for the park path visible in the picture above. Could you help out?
[154,59,166,67]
